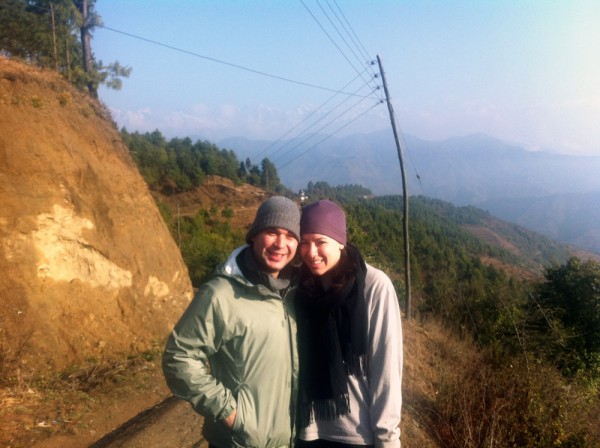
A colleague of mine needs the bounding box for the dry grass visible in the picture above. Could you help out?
[0,349,170,448]
[411,318,600,448]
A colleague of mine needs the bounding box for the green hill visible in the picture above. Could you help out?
[136,130,600,445]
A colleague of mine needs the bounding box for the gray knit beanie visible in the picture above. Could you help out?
[300,199,347,245]
[246,196,301,244]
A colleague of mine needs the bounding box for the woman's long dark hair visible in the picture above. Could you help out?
[300,246,357,292]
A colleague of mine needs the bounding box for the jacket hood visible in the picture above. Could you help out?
[218,245,248,278]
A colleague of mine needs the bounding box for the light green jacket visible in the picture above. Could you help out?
[163,246,299,448]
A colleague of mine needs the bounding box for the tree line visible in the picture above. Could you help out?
[121,128,286,194]
[0,0,130,97]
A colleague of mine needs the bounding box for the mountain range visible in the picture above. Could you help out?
[219,132,600,254]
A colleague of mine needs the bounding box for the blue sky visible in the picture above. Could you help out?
[93,0,600,156]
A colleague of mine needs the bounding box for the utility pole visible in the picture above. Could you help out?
[377,55,412,320]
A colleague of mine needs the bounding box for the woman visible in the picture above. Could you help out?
[295,199,403,448]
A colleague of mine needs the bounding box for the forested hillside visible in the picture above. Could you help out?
[123,129,600,446]
[480,190,600,255]
[125,129,570,285]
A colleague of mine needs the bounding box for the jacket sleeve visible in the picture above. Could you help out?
[365,267,403,448]
[162,283,236,422]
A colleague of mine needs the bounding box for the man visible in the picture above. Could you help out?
[163,196,301,448]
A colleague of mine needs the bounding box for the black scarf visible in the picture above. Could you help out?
[295,244,368,428]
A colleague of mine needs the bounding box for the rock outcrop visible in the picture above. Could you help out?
[0,58,193,374]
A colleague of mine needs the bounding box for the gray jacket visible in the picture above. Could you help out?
[163,246,299,448]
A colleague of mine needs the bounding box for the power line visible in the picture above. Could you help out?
[96,16,388,171]
[299,0,384,114]
[318,0,379,85]
[330,0,373,67]
[324,0,381,96]
[399,122,423,189]
[253,67,374,161]
[269,83,378,164]
[277,101,383,171]
[97,24,378,99]
[315,0,368,78]
[95,6,390,172]
[379,79,422,189]
[273,90,381,166]
[300,0,372,88]
[261,75,378,162]
[262,2,395,172]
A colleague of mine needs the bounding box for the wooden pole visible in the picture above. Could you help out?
[377,54,412,319]
[78,0,97,98]
[50,4,59,72]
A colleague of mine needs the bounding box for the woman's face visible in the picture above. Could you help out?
[300,233,344,276]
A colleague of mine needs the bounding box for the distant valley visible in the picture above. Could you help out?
[219,132,600,254]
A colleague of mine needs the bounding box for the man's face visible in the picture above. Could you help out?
[251,228,298,278]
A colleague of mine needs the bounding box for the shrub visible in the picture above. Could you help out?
[428,354,595,447]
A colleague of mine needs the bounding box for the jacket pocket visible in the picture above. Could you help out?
[231,388,260,448]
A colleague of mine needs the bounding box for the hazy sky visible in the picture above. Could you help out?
[93,0,600,156]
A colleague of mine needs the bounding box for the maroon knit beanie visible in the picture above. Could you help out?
[300,200,347,245]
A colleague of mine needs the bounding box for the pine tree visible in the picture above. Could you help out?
[0,0,131,97]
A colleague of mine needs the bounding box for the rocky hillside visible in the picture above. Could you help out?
[0,58,193,375]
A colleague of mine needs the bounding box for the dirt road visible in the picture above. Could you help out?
[88,396,207,448]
